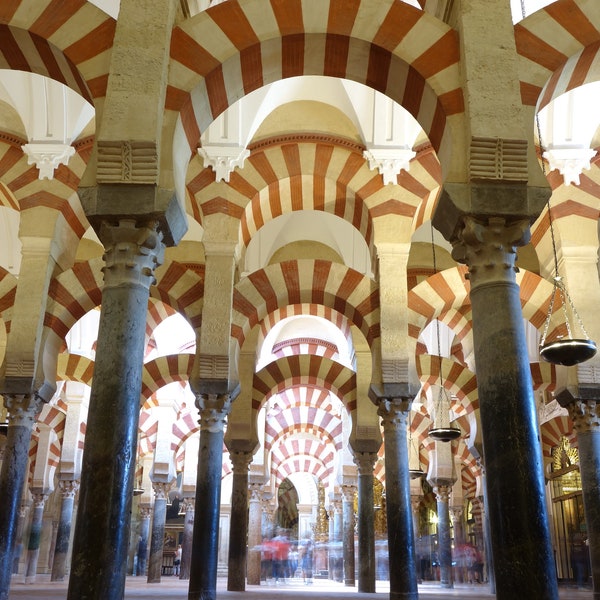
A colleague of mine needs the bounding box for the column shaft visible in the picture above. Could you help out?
[341,487,356,587]
[51,481,78,581]
[147,491,168,583]
[246,488,263,585]
[378,398,418,600]
[180,501,194,580]
[67,220,164,600]
[434,485,453,588]
[0,394,43,600]
[355,452,376,593]
[25,495,46,583]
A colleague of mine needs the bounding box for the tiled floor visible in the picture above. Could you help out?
[6,575,594,599]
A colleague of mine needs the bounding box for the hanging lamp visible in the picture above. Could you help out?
[408,409,425,479]
[536,115,596,366]
[428,224,461,442]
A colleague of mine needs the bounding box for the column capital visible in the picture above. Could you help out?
[195,392,233,433]
[340,484,357,503]
[3,393,45,427]
[375,395,411,428]
[30,492,48,508]
[229,449,253,474]
[139,505,153,519]
[432,483,453,503]
[556,388,600,433]
[151,481,171,500]
[58,480,80,499]
[353,450,377,475]
[99,219,165,291]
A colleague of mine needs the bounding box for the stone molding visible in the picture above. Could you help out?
[97,140,158,184]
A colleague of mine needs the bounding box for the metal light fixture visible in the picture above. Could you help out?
[428,224,461,442]
[536,116,596,367]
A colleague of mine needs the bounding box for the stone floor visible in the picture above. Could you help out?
[6,575,594,599]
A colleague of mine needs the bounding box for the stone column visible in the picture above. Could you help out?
[375,395,418,600]
[24,492,48,583]
[434,201,558,599]
[12,503,28,575]
[432,482,453,588]
[0,394,44,599]
[341,484,356,587]
[67,219,165,600]
[557,389,600,599]
[188,392,232,600]
[227,450,252,591]
[450,505,465,583]
[354,451,377,593]
[330,496,343,582]
[47,520,59,574]
[177,499,193,580]
[51,480,79,581]
[137,506,152,576]
[147,482,170,583]
[411,496,423,583]
[246,485,263,585]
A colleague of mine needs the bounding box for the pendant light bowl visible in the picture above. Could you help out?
[429,426,461,442]
[539,339,597,367]
[409,468,425,480]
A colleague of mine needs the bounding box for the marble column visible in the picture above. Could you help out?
[376,396,418,600]
[246,485,263,585]
[24,492,48,583]
[557,389,600,599]
[227,450,252,591]
[354,451,377,593]
[432,483,453,588]
[0,394,44,600]
[341,484,356,587]
[411,496,423,583]
[435,200,558,599]
[188,392,232,600]
[51,480,79,581]
[331,497,343,582]
[12,503,28,575]
[147,482,169,583]
[179,499,194,580]
[67,219,165,600]
[137,506,152,576]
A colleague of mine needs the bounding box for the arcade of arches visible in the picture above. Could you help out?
[1,1,600,600]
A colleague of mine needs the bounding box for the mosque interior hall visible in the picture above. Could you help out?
[1,1,600,600]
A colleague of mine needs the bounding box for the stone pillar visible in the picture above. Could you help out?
[246,485,263,585]
[354,451,377,593]
[450,505,465,583]
[179,499,194,580]
[0,394,44,599]
[67,219,165,600]
[330,496,343,582]
[188,392,232,600]
[557,389,600,599]
[375,395,418,600]
[12,503,28,575]
[24,492,47,583]
[227,450,252,591]
[341,484,356,587]
[411,495,423,583]
[51,480,79,581]
[434,201,558,599]
[147,482,169,583]
[432,483,453,588]
[47,520,59,574]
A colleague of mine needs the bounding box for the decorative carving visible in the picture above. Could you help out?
[21,142,75,180]
[543,147,596,186]
[197,354,229,381]
[377,397,410,428]
[58,480,79,499]
[363,147,416,185]
[340,484,357,504]
[3,394,45,427]
[566,399,600,434]
[96,140,158,184]
[195,392,232,433]
[352,451,377,475]
[453,216,530,287]
[100,219,164,291]
[432,483,452,503]
[380,359,410,383]
[230,450,252,474]
[197,145,250,183]
[152,481,171,500]
[469,137,528,181]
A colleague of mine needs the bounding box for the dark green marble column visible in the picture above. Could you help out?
[24,492,47,583]
[433,482,453,588]
[180,499,194,580]
[227,450,252,591]
[147,483,169,583]
[51,480,79,581]
[435,207,558,599]
[67,219,165,600]
[188,392,232,600]
[375,395,419,600]
[354,451,377,593]
[0,394,44,600]
[558,388,600,599]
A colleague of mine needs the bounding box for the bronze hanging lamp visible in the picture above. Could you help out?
[536,115,597,366]
[428,225,461,442]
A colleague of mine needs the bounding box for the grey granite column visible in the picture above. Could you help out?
[246,485,263,585]
[557,389,600,600]
[341,484,356,586]
[179,499,194,580]
[188,392,232,600]
[0,394,44,600]
[12,503,28,575]
[435,203,558,600]
[227,450,252,591]
[24,492,47,583]
[51,480,79,581]
[376,395,418,600]
[137,506,151,576]
[147,482,169,583]
[432,483,453,588]
[67,219,165,600]
[354,451,377,593]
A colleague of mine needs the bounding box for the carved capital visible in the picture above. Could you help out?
[566,399,600,434]
[340,484,356,504]
[248,483,264,503]
[196,392,232,432]
[3,394,45,427]
[31,492,48,508]
[152,481,171,500]
[58,480,80,499]
[230,450,252,474]
[376,396,411,429]
[432,483,452,503]
[139,506,153,519]
[353,451,377,475]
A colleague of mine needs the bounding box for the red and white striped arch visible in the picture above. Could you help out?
[271,440,335,488]
[0,267,16,334]
[0,1,116,102]
[141,355,194,406]
[252,354,357,412]
[540,414,574,460]
[168,0,464,189]
[515,0,600,108]
[172,409,199,454]
[232,259,380,351]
